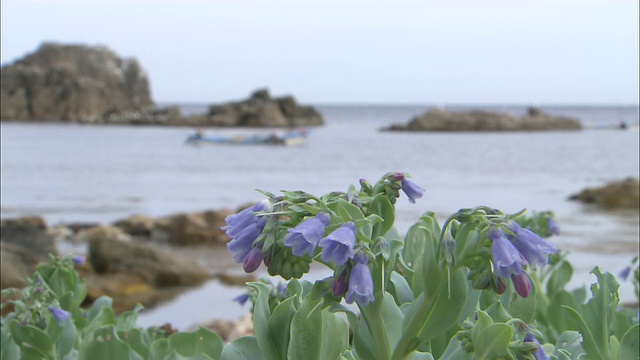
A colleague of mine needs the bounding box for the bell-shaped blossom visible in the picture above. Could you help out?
[233,293,250,307]
[507,222,558,269]
[227,223,263,263]
[332,268,349,297]
[223,200,271,264]
[511,272,532,298]
[283,212,331,256]
[243,246,265,273]
[524,333,549,360]
[72,255,86,265]
[222,200,271,238]
[319,222,357,266]
[547,218,560,236]
[345,254,374,306]
[400,178,425,204]
[619,266,632,281]
[49,306,71,326]
[490,227,527,279]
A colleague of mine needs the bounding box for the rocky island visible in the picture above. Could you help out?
[1,42,324,127]
[385,106,582,132]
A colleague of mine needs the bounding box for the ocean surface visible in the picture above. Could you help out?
[1,104,639,329]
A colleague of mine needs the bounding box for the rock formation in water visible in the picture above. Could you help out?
[1,42,154,121]
[200,88,324,127]
[385,107,582,132]
[1,43,324,127]
[569,178,640,209]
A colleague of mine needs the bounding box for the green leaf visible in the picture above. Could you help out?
[168,327,223,359]
[617,324,639,360]
[546,260,574,297]
[388,271,414,305]
[439,337,471,360]
[553,331,585,359]
[1,325,21,360]
[473,323,513,360]
[221,336,264,360]
[562,267,619,359]
[149,338,169,360]
[287,282,349,360]
[247,282,280,360]
[118,328,150,359]
[78,325,141,360]
[116,304,145,332]
[369,194,395,238]
[381,292,405,351]
[328,199,365,222]
[267,297,297,359]
[87,296,113,322]
[9,320,55,360]
[405,351,435,360]
[547,290,579,334]
[506,279,537,323]
[54,316,77,359]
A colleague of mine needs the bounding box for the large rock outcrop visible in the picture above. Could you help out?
[1,42,154,121]
[385,107,582,132]
[569,178,640,209]
[203,89,324,127]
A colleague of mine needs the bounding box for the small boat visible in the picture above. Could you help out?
[185,128,309,146]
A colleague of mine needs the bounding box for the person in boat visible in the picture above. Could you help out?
[194,127,205,138]
[619,120,628,130]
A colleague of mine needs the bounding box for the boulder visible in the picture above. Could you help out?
[87,226,211,287]
[385,106,582,132]
[1,42,153,121]
[205,88,324,127]
[153,210,232,246]
[0,242,45,289]
[192,313,254,341]
[569,178,640,209]
[0,216,57,259]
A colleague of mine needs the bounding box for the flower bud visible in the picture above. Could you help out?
[511,272,532,298]
[332,268,349,297]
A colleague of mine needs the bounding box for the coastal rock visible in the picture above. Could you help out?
[205,88,324,127]
[192,313,254,341]
[385,107,582,132]
[0,242,45,289]
[569,178,640,209]
[0,216,57,259]
[102,209,233,246]
[88,226,211,286]
[1,42,153,121]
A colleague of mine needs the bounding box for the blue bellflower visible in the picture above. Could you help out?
[507,222,558,269]
[547,218,560,236]
[233,293,250,307]
[223,200,271,264]
[524,333,549,360]
[243,246,265,273]
[319,222,357,266]
[345,253,374,306]
[49,306,72,326]
[489,227,527,279]
[332,268,349,297]
[400,178,425,204]
[283,212,331,256]
[72,255,86,265]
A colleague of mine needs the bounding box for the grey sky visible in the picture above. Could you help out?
[1,0,638,105]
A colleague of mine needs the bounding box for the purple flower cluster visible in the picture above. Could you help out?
[283,216,375,306]
[489,222,557,297]
[223,200,272,271]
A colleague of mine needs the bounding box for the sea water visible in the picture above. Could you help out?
[1,104,638,329]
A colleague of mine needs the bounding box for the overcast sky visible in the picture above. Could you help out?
[1,0,638,105]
